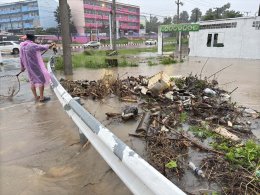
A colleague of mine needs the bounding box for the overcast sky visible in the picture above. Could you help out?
[0,0,259,19]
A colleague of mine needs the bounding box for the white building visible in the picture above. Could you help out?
[189,16,260,59]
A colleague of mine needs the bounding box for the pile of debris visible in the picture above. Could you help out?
[60,71,260,194]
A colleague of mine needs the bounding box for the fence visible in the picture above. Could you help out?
[47,57,186,195]
[56,41,175,50]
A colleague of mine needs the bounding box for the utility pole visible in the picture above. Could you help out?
[258,4,260,16]
[112,0,117,50]
[175,0,183,60]
[109,12,113,49]
[59,0,72,75]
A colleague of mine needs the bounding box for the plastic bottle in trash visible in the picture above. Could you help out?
[188,162,205,178]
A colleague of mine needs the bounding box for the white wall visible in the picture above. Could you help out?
[67,0,85,35]
[189,17,260,59]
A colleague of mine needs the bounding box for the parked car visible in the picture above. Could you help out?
[145,39,157,45]
[0,41,20,54]
[83,41,101,49]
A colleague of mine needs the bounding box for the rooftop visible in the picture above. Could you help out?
[197,16,260,24]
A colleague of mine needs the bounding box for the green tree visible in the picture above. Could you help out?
[203,8,215,20]
[173,11,189,24]
[173,15,178,23]
[223,10,243,18]
[163,17,172,24]
[54,4,77,34]
[179,11,189,23]
[203,3,243,20]
[190,8,202,22]
[146,16,161,33]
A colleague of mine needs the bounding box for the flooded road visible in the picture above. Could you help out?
[1,53,259,194]
[0,54,131,195]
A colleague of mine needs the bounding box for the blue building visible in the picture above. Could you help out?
[0,0,58,33]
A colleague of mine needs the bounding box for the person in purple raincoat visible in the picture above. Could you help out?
[20,34,54,102]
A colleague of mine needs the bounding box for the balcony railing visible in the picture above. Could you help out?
[85,23,139,30]
[84,4,139,15]
[85,14,139,23]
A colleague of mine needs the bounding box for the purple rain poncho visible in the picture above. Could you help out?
[20,40,50,87]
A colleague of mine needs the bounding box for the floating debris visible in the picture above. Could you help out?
[61,71,260,194]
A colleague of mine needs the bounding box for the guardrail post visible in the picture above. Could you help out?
[73,97,88,145]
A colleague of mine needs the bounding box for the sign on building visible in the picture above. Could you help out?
[160,24,200,32]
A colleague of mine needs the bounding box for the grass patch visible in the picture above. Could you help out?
[55,45,177,69]
[100,37,145,45]
[55,50,138,70]
[147,60,158,66]
[163,37,176,42]
[212,140,260,171]
[163,44,175,52]
[160,56,177,65]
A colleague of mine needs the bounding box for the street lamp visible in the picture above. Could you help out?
[101,3,105,35]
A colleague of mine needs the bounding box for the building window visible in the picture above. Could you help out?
[207,34,212,47]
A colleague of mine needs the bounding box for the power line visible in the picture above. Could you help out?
[184,0,214,9]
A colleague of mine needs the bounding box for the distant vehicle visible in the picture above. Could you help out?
[145,39,157,45]
[83,41,101,49]
[0,41,20,54]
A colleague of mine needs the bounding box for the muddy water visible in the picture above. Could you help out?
[0,55,131,195]
[0,99,131,195]
[1,54,259,195]
[56,56,260,193]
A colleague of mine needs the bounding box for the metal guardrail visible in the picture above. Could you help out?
[56,41,175,50]
[47,58,186,195]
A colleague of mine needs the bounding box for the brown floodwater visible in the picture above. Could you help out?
[1,55,259,195]
[57,56,260,193]
[59,56,260,111]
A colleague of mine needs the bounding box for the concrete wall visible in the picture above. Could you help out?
[38,0,58,29]
[67,0,85,35]
[189,16,260,59]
